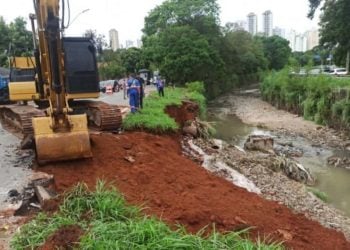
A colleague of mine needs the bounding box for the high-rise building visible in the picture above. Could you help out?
[136,39,143,48]
[262,10,273,37]
[273,27,286,38]
[247,13,257,36]
[125,40,134,49]
[287,29,296,51]
[233,20,248,31]
[306,29,319,50]
[109,29,120,51]
[292,33,307,52]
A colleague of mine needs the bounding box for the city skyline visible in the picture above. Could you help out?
[2,0,320,48]
[231,9,319,52]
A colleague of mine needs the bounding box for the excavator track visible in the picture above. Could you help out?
[0,101,122,137]
[0,104,45,136]
[86,101,122,131]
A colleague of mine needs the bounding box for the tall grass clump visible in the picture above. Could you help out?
[123,82,207,132]
[307,187,329,202]
[11,182,283,250]
[261,71,350,128]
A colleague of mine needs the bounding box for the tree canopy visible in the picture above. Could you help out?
[260,35,291,70]
[308,0,350,69]
[0,17,33,66]
[142,0,273,98]
[143,0,220,36]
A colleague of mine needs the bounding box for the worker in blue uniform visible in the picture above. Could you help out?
[127,74,141,113]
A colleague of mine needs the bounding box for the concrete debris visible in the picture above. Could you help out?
[34,185,54,206]
[244,135,274,154]
[184,138,261,194]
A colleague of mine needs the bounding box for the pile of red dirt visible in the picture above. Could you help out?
[39,132,350,249]
[39,225,83,250]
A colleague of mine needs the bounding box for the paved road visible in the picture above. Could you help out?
[98,84,156,106]
[0,124,33,210]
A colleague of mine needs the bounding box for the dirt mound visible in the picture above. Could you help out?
[38,132,350,249]
[39,225,83,250]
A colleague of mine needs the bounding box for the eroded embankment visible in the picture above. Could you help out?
[37,132,350,250]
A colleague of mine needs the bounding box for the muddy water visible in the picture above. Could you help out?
[0,123,33,210]
[208,105,350,217]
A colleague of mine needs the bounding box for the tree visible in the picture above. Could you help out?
[260,35,291,70]
[151,26,219,84]
[83,29,108,56]
[142,0,268,98]
[0,17,10,66]
[143,0,219,36]
[0,17,33,66]
[98,50,126,80]
[119,47,146,74]
[220,30,267,86]
[308,0,350,71]
[8,17,33,55]
[143,0,226,98]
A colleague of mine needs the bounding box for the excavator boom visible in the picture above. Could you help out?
[32,0,92,164]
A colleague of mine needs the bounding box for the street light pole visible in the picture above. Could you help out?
[69,8,90,27]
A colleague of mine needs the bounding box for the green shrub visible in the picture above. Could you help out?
[185,81,205,94]
[307,187,328,202]
[261,71,350,129]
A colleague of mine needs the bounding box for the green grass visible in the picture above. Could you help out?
[11,182,283,250]
[261,71,350,128]
[122,82,207,133]
[307,187,329,202]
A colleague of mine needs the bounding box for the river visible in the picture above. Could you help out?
[208,104,350,217]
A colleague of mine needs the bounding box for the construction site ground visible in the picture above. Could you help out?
[29,132,349,249]
[1,87,350,249]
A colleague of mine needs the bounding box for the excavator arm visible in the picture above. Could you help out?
[31,0,92,164]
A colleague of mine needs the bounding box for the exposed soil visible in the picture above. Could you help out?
[0,210,30,250]
[38,225,83,250]
[166,100,199,127]
[37,132,350,250]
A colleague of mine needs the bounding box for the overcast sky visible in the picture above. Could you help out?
[1,0,320,46]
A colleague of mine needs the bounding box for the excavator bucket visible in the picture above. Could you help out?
[33,114,92,165]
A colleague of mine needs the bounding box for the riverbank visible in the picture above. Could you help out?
[229,90,349,149]
[206,89,350,240]
[2,87,350,249]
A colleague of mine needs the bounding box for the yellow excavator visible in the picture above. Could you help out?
[0,0,121,164]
